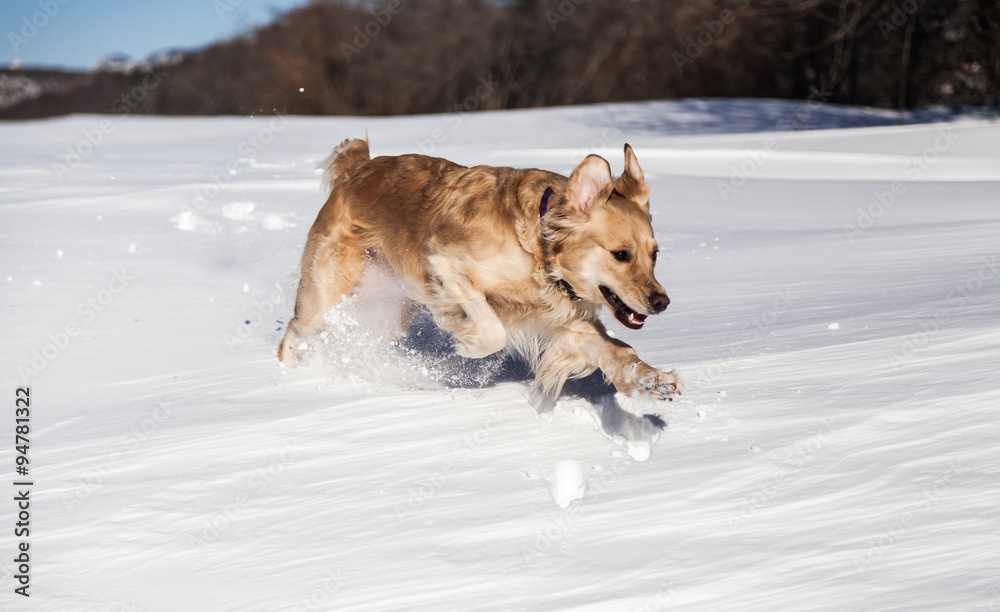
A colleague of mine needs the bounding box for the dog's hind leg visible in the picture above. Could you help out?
[425,254,507,359]
[397,298,422,337]
[430,292,507,359]
[278,229,366,365]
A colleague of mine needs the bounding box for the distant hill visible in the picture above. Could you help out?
[2,0,997,119]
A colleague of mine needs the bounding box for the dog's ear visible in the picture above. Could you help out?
[624,144,644,184]
[618,144,650,210]
[565,155,612,215]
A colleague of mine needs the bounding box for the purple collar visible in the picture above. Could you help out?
[539,187,553,217]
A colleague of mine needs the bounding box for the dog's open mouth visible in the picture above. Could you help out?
[600,286,647,330]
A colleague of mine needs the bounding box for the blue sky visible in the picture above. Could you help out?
[1,0,308,70]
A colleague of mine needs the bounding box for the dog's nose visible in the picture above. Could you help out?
[648,292,670,313]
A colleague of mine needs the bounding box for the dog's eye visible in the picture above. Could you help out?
[612,250,630,262]
[651,250,658,262]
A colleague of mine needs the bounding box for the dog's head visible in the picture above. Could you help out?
[544,144,669,329]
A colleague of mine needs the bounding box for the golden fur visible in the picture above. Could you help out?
[279,139,679,400]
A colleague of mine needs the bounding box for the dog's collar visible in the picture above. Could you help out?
[539,187,580,302]
[539,187,553,217]
[555,278,582,302]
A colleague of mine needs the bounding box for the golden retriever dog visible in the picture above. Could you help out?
[278,139,679,403]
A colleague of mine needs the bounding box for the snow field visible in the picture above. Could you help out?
[1,100,999,610]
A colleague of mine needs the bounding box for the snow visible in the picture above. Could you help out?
[1,99,999,611]
[550,460,587,509]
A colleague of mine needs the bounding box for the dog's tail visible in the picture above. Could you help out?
[322,137,370,193]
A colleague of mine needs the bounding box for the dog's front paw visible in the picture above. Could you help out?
[636,366,681,400]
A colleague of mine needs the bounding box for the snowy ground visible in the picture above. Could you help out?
[1,99,999,611]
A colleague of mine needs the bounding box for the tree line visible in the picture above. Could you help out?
[1,0,997,119]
